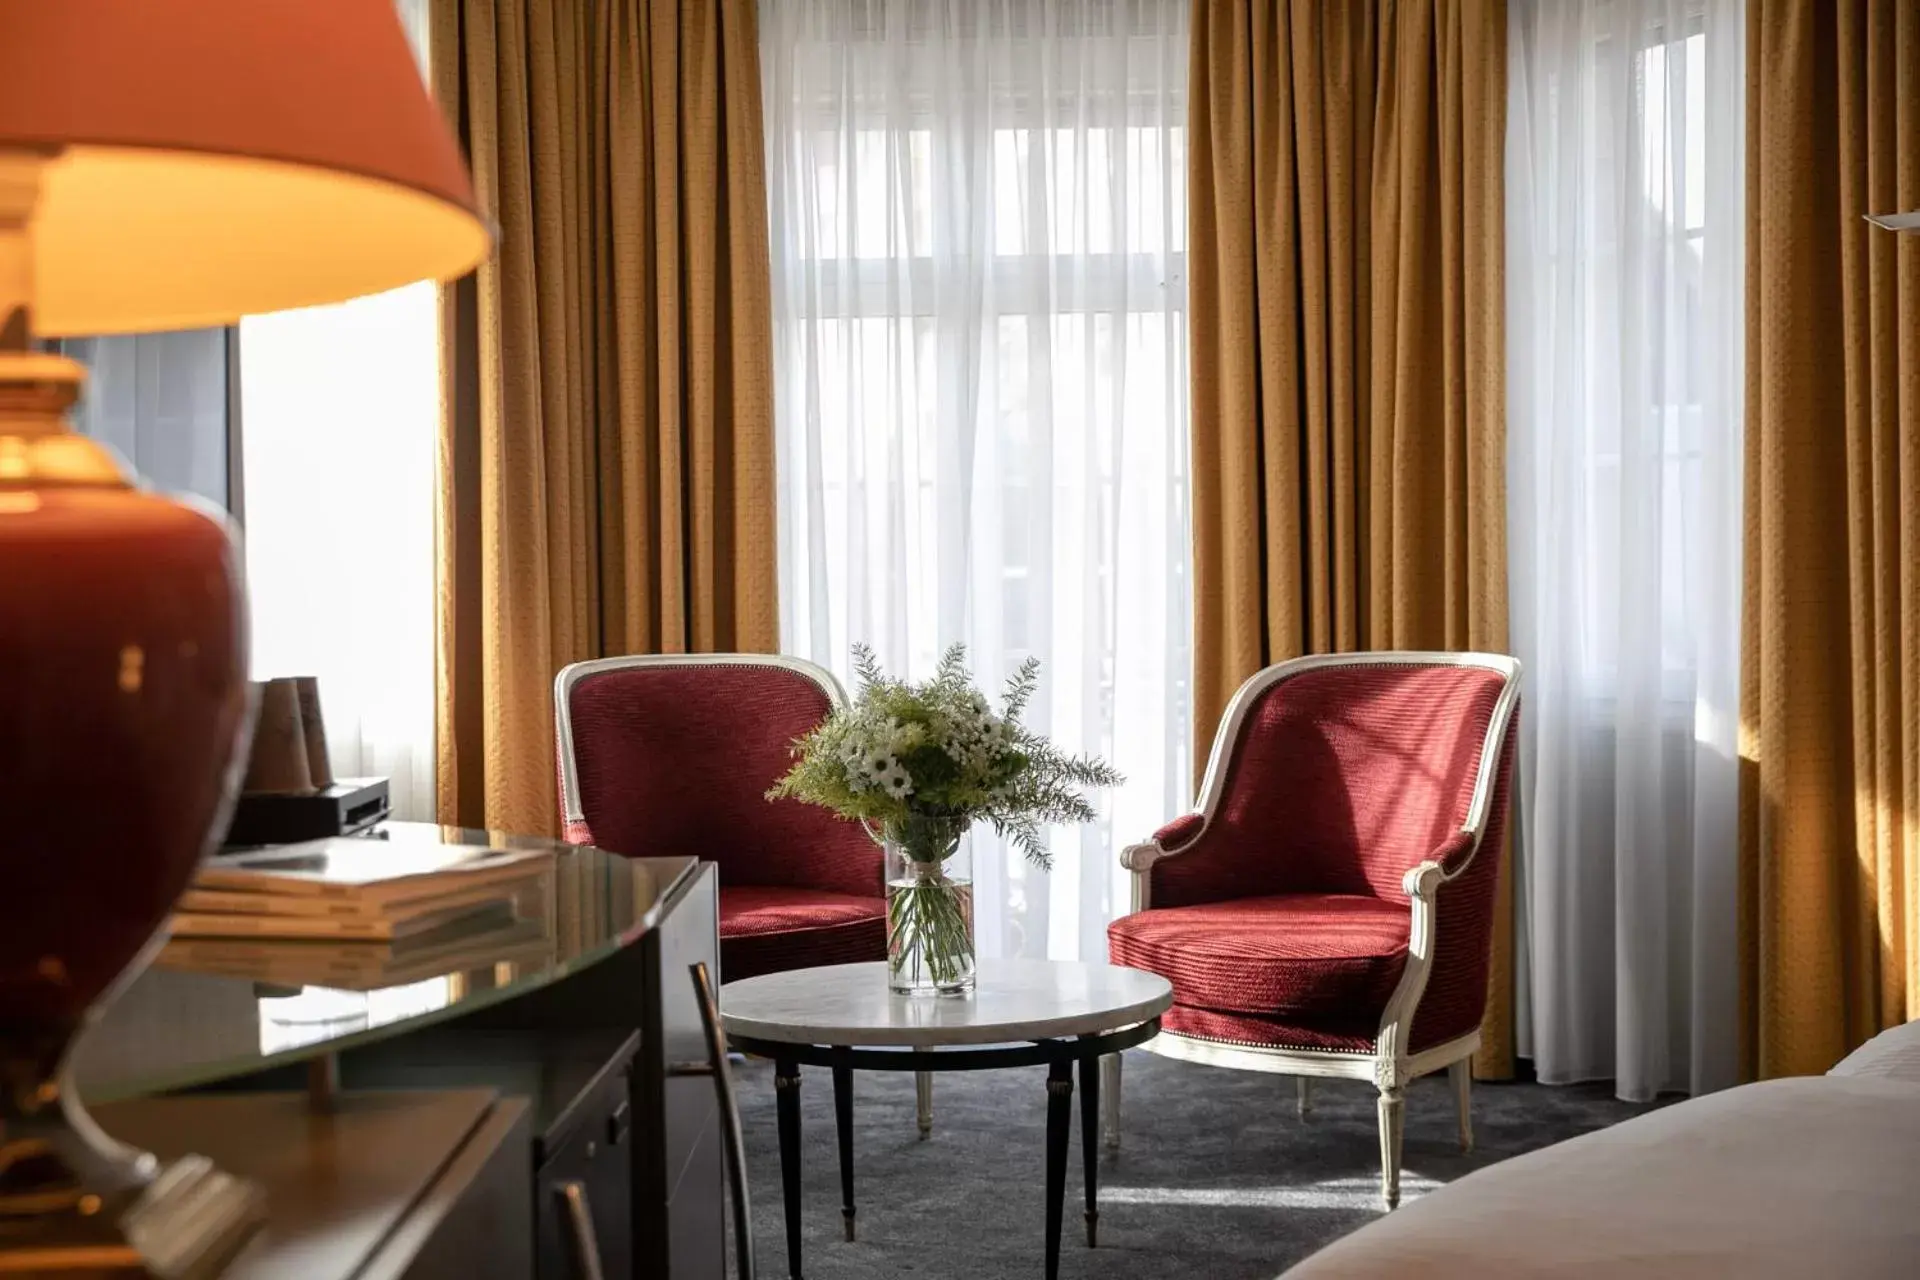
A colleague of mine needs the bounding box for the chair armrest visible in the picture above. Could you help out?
[1153,812,1205,851]
[1400,832,1476,898]
[1432,829,1480,879]
[1119,812,1206,874]
[1401,860,1445,899]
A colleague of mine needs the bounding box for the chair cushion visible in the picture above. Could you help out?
[719,885,886,982]
[1107,893,1409,1020]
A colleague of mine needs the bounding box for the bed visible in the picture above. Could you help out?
[1281,1022,1920,1278]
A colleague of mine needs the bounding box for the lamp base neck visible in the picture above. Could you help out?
[0,352,131,487]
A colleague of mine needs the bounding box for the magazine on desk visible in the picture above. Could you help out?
[171,836,554,940]
[158,905,554,989]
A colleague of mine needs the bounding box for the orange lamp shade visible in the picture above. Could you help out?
[0,0,491,336]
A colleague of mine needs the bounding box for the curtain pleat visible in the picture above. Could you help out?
[432,0,778,835]
[1741,0,1919,1078]
[1188,0,1511,1075]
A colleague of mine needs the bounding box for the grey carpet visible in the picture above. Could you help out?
[733,1051,1660,1279]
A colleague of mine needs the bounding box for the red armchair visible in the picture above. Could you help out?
[556,652,945,1137]
[1103,652,1521,1208]
[554,654,886,982]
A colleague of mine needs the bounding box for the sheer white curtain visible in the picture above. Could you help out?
[1507,0,1745,1100]
[762,0,1192,961]
[239,0,438,819]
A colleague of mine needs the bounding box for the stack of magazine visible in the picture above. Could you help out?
[160,838,555,990]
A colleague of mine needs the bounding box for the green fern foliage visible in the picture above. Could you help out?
[767,644,1122,868]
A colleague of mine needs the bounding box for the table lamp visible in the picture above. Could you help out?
[0,3,489,1273]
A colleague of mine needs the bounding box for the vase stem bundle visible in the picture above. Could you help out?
[886,853,975,993]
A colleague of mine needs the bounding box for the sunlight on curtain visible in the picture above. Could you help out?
[1507,0,1745,1099]
[762,0,1192,961]
[238,0,437,819]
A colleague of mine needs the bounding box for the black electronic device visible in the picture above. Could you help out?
[222,776,390,848]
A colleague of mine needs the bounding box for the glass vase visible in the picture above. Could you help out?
[884,827,974,996]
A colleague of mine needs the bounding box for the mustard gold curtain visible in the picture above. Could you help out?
[1188,0,1511,1074]
[431,0,777,835]
[1741,0,1919,1078]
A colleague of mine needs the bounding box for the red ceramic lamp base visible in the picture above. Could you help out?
[0,356,261,1274]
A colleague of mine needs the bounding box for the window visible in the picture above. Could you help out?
[238,0,438,818]
[764,0,1192,960]
[1570,22,1712,692]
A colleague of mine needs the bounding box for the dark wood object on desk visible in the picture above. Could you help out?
[71,824,729,1280]
[93,1090,532,1279]
[448,859,728,1280]
[265,1029,641,1279]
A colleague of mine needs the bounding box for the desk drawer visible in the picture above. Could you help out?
[538,1095,631,1280]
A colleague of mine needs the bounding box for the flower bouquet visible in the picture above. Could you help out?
[769,644,1121,994]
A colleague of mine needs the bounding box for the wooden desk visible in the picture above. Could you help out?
[71,825,724,1280]
[95,1090,532,1280]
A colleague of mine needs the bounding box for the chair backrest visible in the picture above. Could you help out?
[554,654,883,898]
[1152,653,1520,906]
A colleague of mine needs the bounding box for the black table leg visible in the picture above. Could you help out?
[1078,1053,1099,1246]
[832,1062,856,1242]
[1044,1058,1073,1280]
[774,1059,804,1279]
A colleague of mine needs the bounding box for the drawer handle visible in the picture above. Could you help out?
[555,1180,605,1280]
[690,961,756,1280]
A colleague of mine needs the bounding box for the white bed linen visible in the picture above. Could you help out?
[1282,1076,1920,1278]
[1831,1021,1920,1084]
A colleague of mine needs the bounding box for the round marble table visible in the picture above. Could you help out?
[721,959,1172,1280]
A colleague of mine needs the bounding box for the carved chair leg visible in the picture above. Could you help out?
[1377,1086,1405,1210]
[915,1070,933,1140]
[1296,1077,1314,1117]
[1449,1058,1473,1153]
[1100,1053,1122,1152]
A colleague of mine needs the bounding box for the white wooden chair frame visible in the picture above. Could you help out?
[553,652,939,1139]
[1102,651,1523,1209]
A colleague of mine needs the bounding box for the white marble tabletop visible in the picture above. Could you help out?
[719,959,1173,1049]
